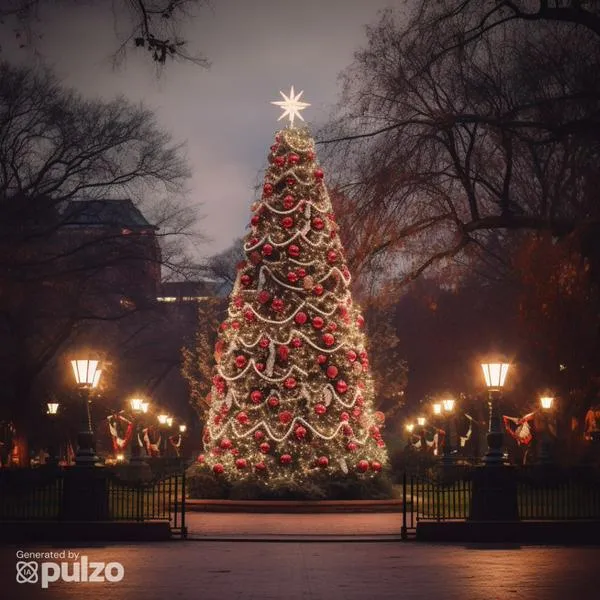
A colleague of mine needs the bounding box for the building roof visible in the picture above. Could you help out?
[61,199,156,230]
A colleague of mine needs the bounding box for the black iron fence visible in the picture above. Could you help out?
[0,465,187,537]
[401,466,600,537]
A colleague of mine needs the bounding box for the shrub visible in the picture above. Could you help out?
[185,463,229,499]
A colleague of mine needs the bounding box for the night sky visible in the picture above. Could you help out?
[2,0,407,259]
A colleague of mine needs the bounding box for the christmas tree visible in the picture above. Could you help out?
[201,88,388,487]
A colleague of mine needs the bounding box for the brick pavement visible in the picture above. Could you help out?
[1,541,598,600]
[183,511,406,538]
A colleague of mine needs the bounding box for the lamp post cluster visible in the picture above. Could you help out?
[60,354,188,467]
[404,360,558,467]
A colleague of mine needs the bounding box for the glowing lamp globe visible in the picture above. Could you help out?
[166,417,173,427]
[116,453,125,462]
[47,402,59,415]
[71,359,100,387]
[481,362,510,390]
[130,398,145,412]
[157,414,169,425]
[141,401,149,413]
[442,398,456,413]
[179,424,187,433]
[405,423,415,433]
[417,416,426,427]
[91,369,102,389]
[540,396,554,410]
[433,403,442,416]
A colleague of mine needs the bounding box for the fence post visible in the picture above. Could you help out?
[401,471,408,540]
[181,466,187,539]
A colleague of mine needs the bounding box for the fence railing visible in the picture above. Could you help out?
[402,466,600,532]
[0,466,187,537]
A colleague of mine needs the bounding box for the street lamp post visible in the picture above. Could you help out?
[469,359,518,521]
[46,402,60,466]
[539,396,555,465]
[129,397,148,463]
[70,357,102,466]
[417,416,427,453]
[157,414,169,456]
[442,397,455,466]
[480,361,510,465]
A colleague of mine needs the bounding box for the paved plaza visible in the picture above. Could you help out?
[1,539,598,600]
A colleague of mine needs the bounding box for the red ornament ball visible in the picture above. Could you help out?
[235,355,247,369]
[347,350,357,362]
[244,309,255,322]
[254,430,265,441]
[317,456,329,468]
[250,215,260,226]
[274,156,285,167]
[213,463,225,475]
[235,458,248,469]
[259,337,270,348]
[313,284,324,296]
[290,337,303,348]
[220,438,233,450]
[255,461,266,471]
[197,453,205,463]
[231,320,240,330]
[317,354,328,365]
[377,440,386,448]
[236,411,250,425]
[250,390,263,404]
[262,243,273,257]
[327,250,338,263]
[249,251,262,265]
[287,271,298,283]
[258,290,271,304]
[240,274,251,286]
[284,377,297,389]
[286,177,296,187]
[312,217,324,230]
[279,410,293,424]
[315,403,327,415]
[288,244,300,257]
[277,345,289,361]
[336,380,349,394]
[296,267,306,278]
[263,183,273,196]
[271,298,284,312]
[355,395,365,407]
[281,216,294,229]
[340,412,350,422]
[288,153,300,165]
[326,365,339,379]
[259,442,271,454]
[343,425,354,437]
[280,454,293,465]
[283,195,295,209]
[357,460,370,473]
[347,442,358,452]
[352,407,362,419]
[322,333,335,347]
[314,168,324,180]
[357,315,365,328]
[371,461,382,472]
[294,311,308,325]
[312,316,324,329]
[295,426,307,440]
[268,396,279,408]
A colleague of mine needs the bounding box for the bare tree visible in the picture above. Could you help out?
[0,61,204,461]
[320,6,600,289]
[0,0,211,67]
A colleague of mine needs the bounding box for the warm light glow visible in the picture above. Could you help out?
[417,416,426,426]
[47,402,59,415]
[481,362,510,389]
[179,424,187,433]
[141,401,149,413]
[71,359,100,386]
[116,453,125,462]
[540,396,554,410]
[91,369,102,389]
[130,398,144,412]
[157,414,168,425]
[442,398,455,413]
[405,423,414,433]
[166,417,173,427]
[433,403,442,415]
[271,86,311,127]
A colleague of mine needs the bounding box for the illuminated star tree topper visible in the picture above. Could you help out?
[271,86,310,127]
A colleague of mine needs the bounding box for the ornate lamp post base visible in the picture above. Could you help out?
[75,430,101,467]
[469,464,519,521]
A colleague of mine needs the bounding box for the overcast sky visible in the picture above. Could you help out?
[3,0,408,259]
